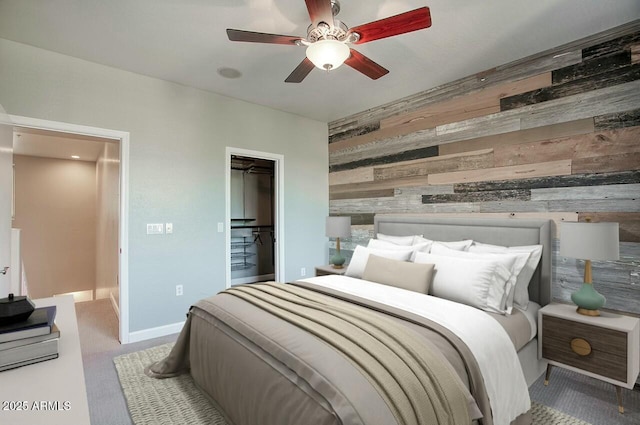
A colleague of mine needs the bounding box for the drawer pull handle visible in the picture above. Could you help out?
[571,338,592,356]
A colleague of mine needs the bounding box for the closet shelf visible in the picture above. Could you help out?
[230,232,257,271]
[231,263,256,271]
[231,253,256,259]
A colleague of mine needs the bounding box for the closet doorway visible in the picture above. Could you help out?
[225,148,284,287]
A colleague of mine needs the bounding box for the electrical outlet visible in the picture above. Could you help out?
[176,285,183,296]
[301,267,306,277]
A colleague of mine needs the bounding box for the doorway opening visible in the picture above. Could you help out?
[9,115,130,343]
[225,148,284,288]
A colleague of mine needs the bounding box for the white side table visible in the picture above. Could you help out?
[0,295,90,424]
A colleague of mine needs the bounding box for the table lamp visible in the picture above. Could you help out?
[560,221,619,316]
[326,216,351,269]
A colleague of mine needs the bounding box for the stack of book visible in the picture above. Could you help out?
[0,306,59,372]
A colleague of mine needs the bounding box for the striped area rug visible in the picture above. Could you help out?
[114,343,226,425]
[115,343,591,425]
[530,402,591,425]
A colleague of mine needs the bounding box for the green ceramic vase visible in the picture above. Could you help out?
[330,252,346,268]
[571,283,606,310]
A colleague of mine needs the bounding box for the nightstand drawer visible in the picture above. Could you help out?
[542,315,627,382]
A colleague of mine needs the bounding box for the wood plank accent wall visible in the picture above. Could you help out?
[327,22,640,316]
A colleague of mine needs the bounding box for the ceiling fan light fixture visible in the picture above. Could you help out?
[305,39,350,71]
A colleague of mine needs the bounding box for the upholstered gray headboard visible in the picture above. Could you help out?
[374,214,552,306]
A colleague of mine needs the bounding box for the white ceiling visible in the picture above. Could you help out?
[0,0,638,123]
[13,127,112,162]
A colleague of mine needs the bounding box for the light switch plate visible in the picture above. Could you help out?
[166,223,173,234]
[147,223,164,234]
[217,222,224,233]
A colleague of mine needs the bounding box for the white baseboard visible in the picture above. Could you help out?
[127,320,185,344]
[109,292,120,319]
[95,287,111,300]
[54,289,94,303]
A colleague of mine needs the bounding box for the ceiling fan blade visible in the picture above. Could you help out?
[305,0,335,29]
[227,29,301,45]
[345,49,389,80]
[348,7,432,44]
[285,58,315,83]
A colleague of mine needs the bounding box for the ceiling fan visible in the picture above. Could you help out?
[226,0,432,83]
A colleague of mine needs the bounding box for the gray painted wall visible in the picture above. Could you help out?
[0,38,329,333]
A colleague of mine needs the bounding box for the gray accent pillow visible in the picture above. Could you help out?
[362,254,435,294]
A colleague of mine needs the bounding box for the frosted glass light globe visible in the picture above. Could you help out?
[306,40,350,71]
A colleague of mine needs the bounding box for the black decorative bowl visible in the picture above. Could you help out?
[0,293,35,326]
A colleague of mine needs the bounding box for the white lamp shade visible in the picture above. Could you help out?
[326,216,351,238]
[306,40,350,71]
[560,222,619,261]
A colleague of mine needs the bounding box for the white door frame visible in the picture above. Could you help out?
[0,108,12,297]
[9,115,131,343]
[225,147,284,288]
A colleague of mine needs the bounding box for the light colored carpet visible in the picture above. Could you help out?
[114,343,592,425]
[77,299,179,425]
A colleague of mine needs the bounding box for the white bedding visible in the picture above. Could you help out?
[298,275,531,425]
[515,300,541,342]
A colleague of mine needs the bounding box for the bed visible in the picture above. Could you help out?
[371,214,551,386]
[147,215,552,425]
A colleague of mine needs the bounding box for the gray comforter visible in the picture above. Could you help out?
[146,281,532,425]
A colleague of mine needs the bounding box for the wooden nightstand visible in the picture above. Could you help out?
[538,303,640,414]
[315,264,347,277]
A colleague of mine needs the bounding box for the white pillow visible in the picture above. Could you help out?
[413,235,432,245]
[368,238,432,260]
[430,244,530,314]
[413,236,473,251]
[345,245,413,279]
[414,252,513,314]
[376,233,419,246]
[469,242,543,309]
[430,240,474,251]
